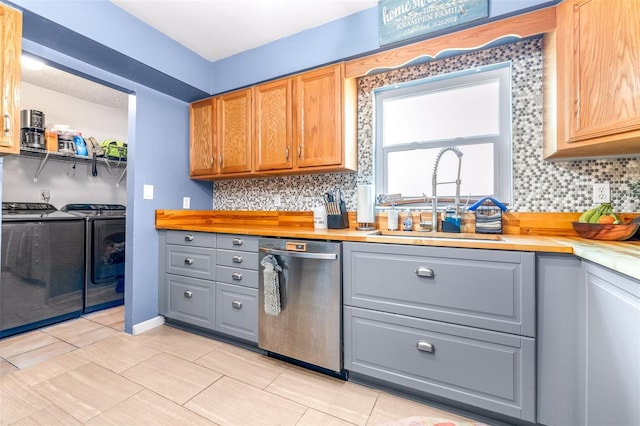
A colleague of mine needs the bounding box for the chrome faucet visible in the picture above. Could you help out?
[431,146,463,232]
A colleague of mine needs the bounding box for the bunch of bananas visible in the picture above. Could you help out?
[578,203,621,224]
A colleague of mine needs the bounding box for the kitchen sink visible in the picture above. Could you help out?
[369,230,502,241]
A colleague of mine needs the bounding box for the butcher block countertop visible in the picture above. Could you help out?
[156,210,640,281]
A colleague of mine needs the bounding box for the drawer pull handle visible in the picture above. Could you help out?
[232,255,243,263]
[184,258,194,266]
[232,300,243,309]
[232,238,243,246]
[416,341,435,353]
[232,272,243,280]
[184,234,194,242]
[415,267,435,278]
[184,290,193,298]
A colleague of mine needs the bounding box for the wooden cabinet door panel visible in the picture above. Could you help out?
[254,78,292,171]
[569,0,640,141]
[294,65,343,168]
[0,3,21,155]
[218,89,252,174]
[190,99,216,176]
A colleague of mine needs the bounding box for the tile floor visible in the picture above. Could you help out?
[0,306,483,425]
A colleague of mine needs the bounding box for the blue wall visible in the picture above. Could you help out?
[1,0,556,332]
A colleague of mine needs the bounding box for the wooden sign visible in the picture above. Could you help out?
[379,0,489,46]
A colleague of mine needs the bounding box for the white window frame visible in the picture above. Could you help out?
[373,62,513,204]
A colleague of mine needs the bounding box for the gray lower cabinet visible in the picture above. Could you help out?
[343,242,536,423]
[538,254,640,426]
[215,282,258,342]
[215,234,259,343]
[166,274,215,329]
[159,230,259,343]
[159,230,216,330]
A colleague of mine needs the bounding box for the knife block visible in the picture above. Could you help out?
[327,200,349,229]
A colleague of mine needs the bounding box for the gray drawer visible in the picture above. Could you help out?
[216,249,259,270]
[166,230,216,248]
[344,306,535,422]
[215,282,258,343]
[217,234,259,252]
[343,242,535,337]
[215,265,258,288]
[166,274,215,329]
[166,245,215,280]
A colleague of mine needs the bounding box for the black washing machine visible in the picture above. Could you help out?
[1,202,85,337]
[61,204,125,313]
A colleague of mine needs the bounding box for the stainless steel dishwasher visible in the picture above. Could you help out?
[258,238,342,373]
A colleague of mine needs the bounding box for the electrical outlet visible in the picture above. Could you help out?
[183,197,190,209]
[593,183,610,203]
[41,189,50,202]
[273,194,281,207]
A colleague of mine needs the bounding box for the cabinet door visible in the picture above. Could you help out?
[568,0,640,142]
[293,64,343,168]
[217,88,252,174]
[544,0,640,159]
[0,3,21,155]
[254,78,292,171]
[190,98,216,176]
[584,263,640,426]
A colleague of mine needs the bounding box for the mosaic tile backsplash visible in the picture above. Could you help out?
[213,37,639,213]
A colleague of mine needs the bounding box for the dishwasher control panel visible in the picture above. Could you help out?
[285,241,307,252]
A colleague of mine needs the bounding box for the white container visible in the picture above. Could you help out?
[388,208,399,231]
[313,205,327,229]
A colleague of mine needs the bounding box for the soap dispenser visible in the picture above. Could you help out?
[402,209,413,231]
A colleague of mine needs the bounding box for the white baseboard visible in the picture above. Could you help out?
[132,315,165,335]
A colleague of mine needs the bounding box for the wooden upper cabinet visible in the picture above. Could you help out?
[0,3,21,156]
[218,88,253,174]
[190,99,216,177]
[544,0,640,159]
[294,64,347,169]
[254,78,292,171]
[189,62,357,180]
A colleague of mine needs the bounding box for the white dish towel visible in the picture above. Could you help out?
[261,254,282,316]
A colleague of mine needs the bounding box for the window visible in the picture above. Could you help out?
[374,63,512,204]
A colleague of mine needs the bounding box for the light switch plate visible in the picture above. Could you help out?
[593,183,610,203]
[143,184,154,200]
[183,197,190,209]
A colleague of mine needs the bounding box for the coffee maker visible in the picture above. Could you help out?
[20,109,45,149]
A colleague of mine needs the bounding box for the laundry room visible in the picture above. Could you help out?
[3,57,129,206]
[0,57,129,336]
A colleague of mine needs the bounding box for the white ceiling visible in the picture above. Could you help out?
[21,62,130,111]
[110,0,377,61]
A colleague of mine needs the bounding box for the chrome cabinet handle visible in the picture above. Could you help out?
[232,255,243,263]
[416,341,435,353]
[285,146,289,160]
[232,300,243,309]
[232,272,243,280]
[416,267,435,278]
[3,113,10,136]
[210,156,214,167]
[184,258,194,265]
[184,290,193,298]
[219,154,223,167]
[184,234,194,242]
[232,238,243,246]
[297,145,302,159]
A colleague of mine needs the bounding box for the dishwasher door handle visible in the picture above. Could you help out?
[259,247,337,260]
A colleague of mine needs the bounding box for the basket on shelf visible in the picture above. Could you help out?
[467,196,508,234]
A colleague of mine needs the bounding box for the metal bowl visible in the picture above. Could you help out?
[571,222,639,241]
